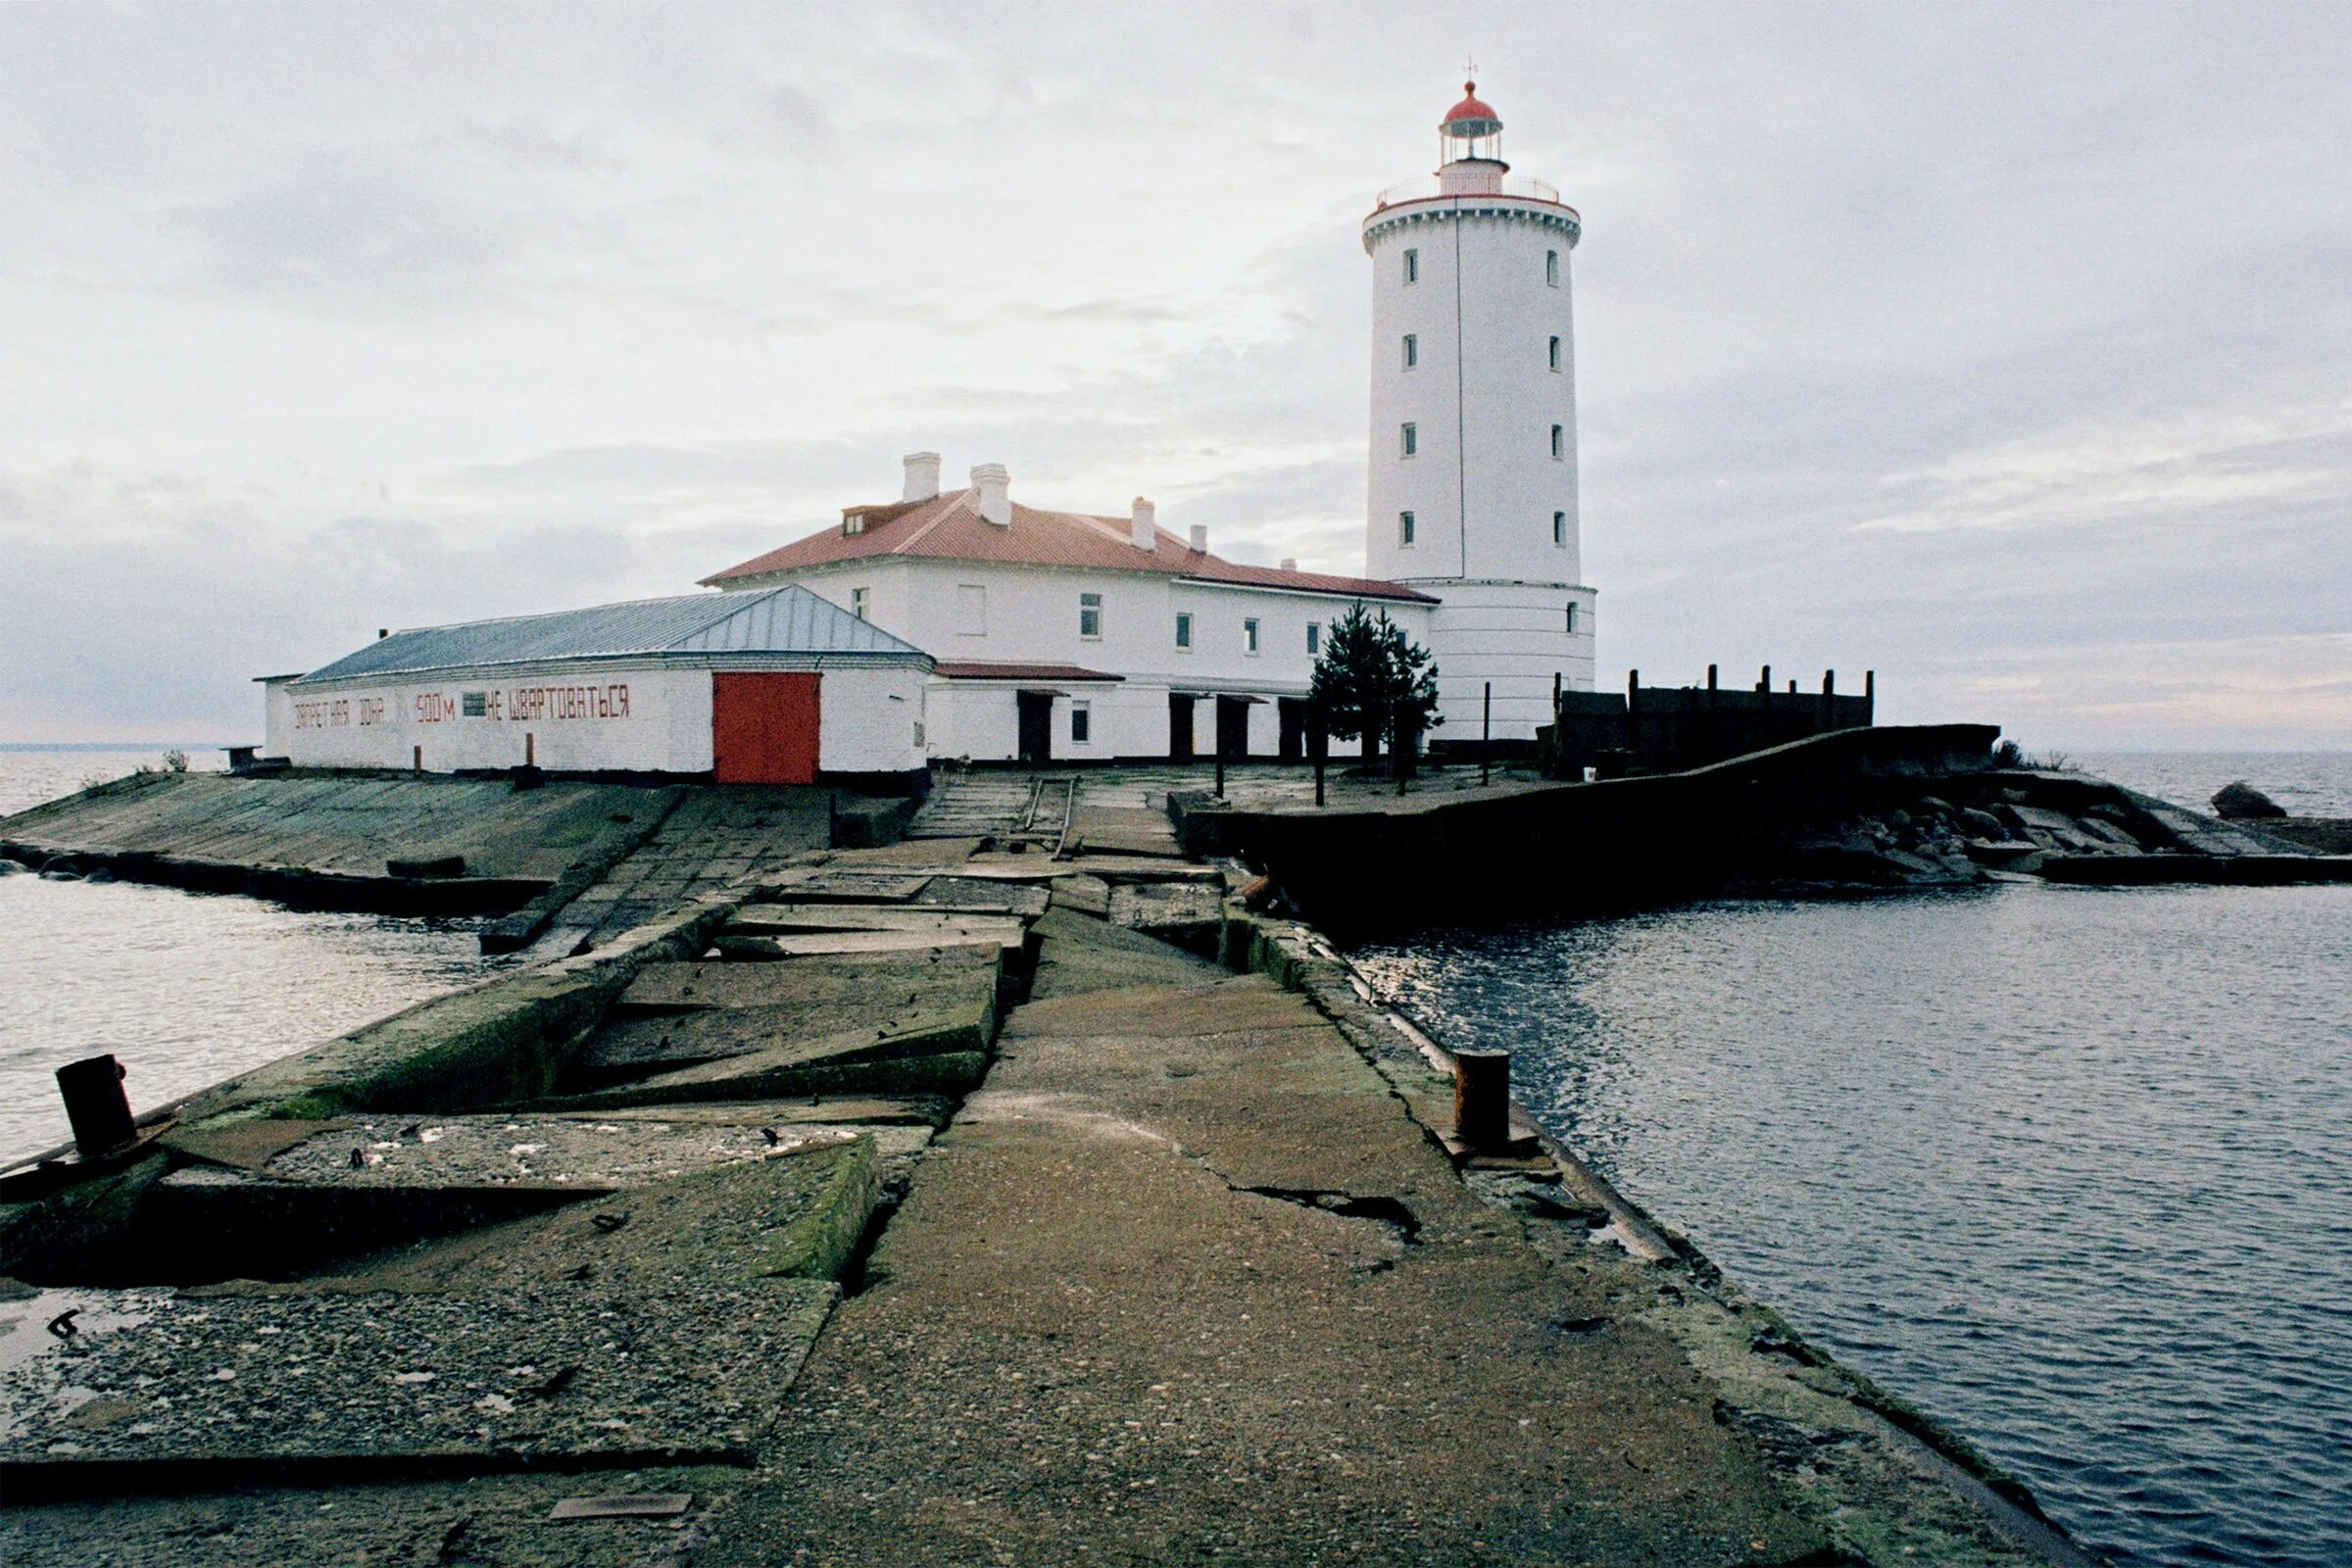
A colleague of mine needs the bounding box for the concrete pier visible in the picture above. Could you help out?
[0,767,2109,1563]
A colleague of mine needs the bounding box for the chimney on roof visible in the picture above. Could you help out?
[1188,523,1207,554]
[903,451,941,501]
[1280,558,1298,571]
[972,464,1010,526]
[1131,498,1156,551]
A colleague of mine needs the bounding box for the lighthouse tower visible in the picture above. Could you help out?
[1363,81,1595,740]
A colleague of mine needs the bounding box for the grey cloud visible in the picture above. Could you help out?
[169,162,517,313]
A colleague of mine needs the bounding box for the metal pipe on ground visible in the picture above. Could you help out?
[1452,1049,1511,1149]
[55,1054,137,1158]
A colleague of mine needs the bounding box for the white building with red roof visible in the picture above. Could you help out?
[702,455,1433,763]
[702,79,1593,766]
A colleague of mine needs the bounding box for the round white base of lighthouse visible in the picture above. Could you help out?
[1423,579,1597,742]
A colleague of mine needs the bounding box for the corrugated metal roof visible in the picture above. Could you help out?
[295,586,924,685]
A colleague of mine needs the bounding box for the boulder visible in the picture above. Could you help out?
[2211,780,2286,819]
[1959,807,2009,840]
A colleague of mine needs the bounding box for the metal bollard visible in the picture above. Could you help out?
[1452,1049,1511,1149]
[56,1054,137,1157]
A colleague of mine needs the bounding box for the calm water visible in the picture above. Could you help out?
[2070,751,2352,820]
[1358,879,2352,1567]
[0,749,502,1161]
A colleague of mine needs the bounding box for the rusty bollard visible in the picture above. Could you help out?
[1452,1049,1511,1150]
[56,1054,137,1158]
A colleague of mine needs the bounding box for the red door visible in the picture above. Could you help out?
[711,672,821,784]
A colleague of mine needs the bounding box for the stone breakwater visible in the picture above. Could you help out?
[0,773,2096,1565]
[1172,726,2350,935]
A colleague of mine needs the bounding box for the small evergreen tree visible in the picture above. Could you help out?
[1308,602,1443,778]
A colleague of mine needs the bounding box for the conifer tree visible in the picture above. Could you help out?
[1308,602,1442,775]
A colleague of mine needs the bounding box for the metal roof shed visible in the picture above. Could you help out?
[264,586,932,785]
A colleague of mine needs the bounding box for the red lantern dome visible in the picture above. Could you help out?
[1441,81,1502,139]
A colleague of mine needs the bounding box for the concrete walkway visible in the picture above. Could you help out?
[698,911,1828,1566]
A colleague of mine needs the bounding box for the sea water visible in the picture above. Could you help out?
[0,748,502,1160]
[1355,752,2352,1567]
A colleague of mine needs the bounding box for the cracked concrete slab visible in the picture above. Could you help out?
[691,913,1833,1567]
[0,1278,835,1483]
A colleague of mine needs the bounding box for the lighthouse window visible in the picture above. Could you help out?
[1401,422,1417,458]
[1244,617,1260,655]
[1552,511,1566,547]
[1079,592,1103,639]
[1566,603,1579,634]
[461,691,488,718]
[1175,612,1194,650]
[1403,247,1419,283]
[1546,249,1559,286]
[1402,333,1418,368]
[1306,621,1321,656]
[1548,335,1562,371]
[851,586,869,619]
[1550,423,1564,460]
[1399,511,1417,547]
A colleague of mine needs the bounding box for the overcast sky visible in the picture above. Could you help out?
[2,2,2345,750]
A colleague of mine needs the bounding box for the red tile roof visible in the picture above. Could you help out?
[933,662,1125,682]
[700,488,1434,604]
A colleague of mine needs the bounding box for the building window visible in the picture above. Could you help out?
[1403,247,1419,283]
[1071,703,1091,744]
[1552,511,1566,547]
[1546,249,1559,286]
[461,692,487,718]
[1400,422,1417,458]
[850,586,869,619]
[1306,621,1321,657]
[1244,617,1260,655]
[1548,335,1562,371]
[1550,423,1564,460]
[1566,603,1579,634]
[1175,611,1194,650]
[1399,511,1416,547]
[1401,333,1417,369]
[1079,592,1102,639]
[843,511,866,536]
[956,583,986,636]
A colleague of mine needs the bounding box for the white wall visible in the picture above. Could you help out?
[817,662,930,774]
[268,659,929,775]
[780,557,1411,760]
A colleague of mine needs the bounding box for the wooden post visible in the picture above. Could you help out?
[1307,710,1326,817]
[412,745,422,774]
[1865,669,1877,725]
[1625,668,1640,758]
[55,1054,136,1158]
[1707,663,1719,691]
[1214,748,1224,799]
[1481,681,1492,785]
[1452,1050,1511,1149]
[1759,663,1771,697]
[525,731,536,766]
[1821,669,1835,730]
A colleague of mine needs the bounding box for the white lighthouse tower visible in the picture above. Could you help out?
[1363,80,1596,740]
